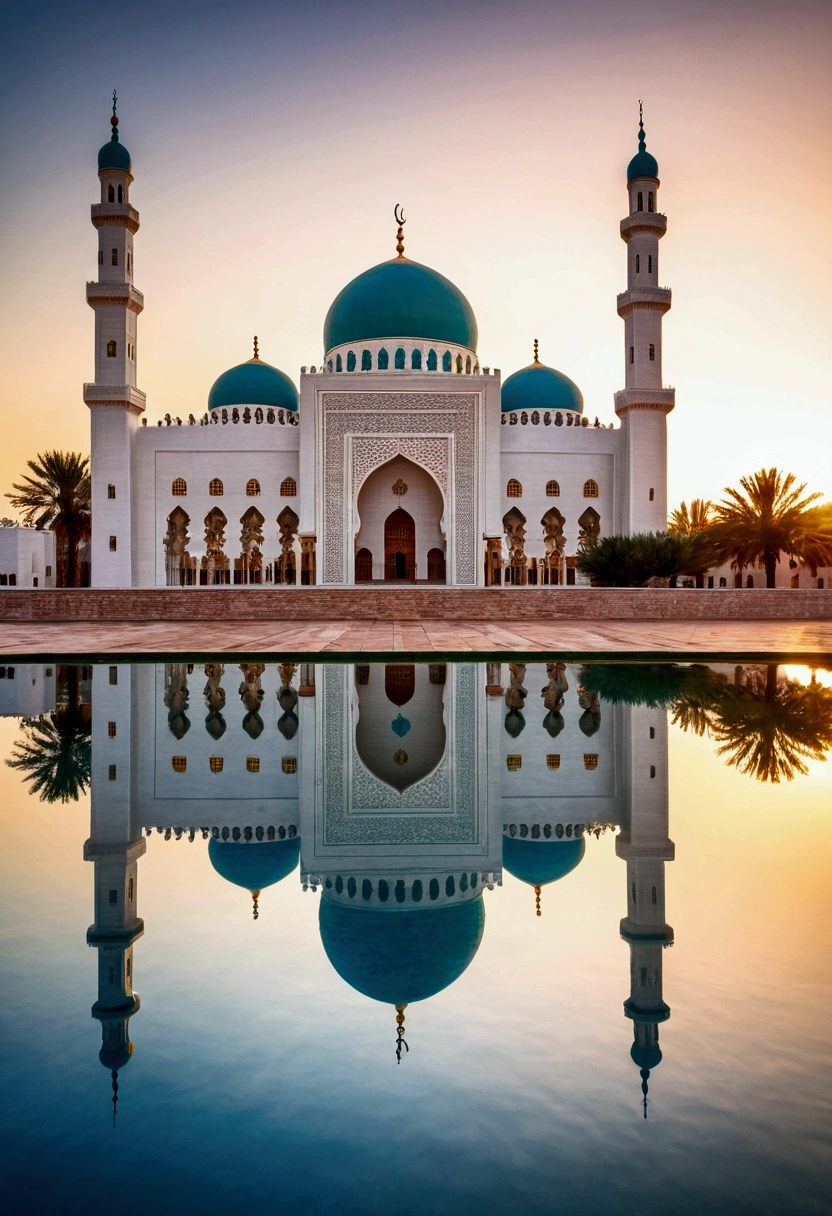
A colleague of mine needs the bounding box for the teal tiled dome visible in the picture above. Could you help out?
[627,116,658,181]
[98,135,132,173]
[208,836,300,893]
[502,835,586,888]
[208,356,299,413]
[501,359,583,414]
[319,894,485,1004]
[323,257,478,353]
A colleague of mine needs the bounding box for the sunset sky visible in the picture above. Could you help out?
[1,0,830,512]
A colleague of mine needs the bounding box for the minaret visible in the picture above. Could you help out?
[615,104,675,534]
[616,704,674,1117]
[85,662,144,1121]
[83,93,145,588]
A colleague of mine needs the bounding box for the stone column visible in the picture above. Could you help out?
[484,536,502,586]
[299,534,316,586]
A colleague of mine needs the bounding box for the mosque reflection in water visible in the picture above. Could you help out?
[50,657,681,1123]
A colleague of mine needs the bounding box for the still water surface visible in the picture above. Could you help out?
[0,659,830,1215]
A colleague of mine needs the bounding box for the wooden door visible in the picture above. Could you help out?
[384,508,415,580]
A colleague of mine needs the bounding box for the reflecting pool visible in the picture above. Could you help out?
[1,659,831,1215]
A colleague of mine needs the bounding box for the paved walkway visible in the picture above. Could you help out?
[1,618,830,660]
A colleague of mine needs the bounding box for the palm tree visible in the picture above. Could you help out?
[712,468,832,589]
[6,451,91,587]
[575,531,715,587]
[668,498,714,534]
[7,667,91,802]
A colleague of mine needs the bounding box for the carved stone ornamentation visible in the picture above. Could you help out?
[391,478,408,496]
[502,507,527,585]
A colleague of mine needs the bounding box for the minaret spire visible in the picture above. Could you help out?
[395,1004,409,1062]
[394,204,406,258]
[534,884,542,916]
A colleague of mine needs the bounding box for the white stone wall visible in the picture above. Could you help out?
[619,408,668,534]
[500,421,621,553]
[91,407,138,587]
[322,338,479,373]
[131,420,300,586]
[0,526,56,587]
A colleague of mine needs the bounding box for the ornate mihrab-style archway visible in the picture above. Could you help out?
[355,663,447,793]
[354,455,445,584]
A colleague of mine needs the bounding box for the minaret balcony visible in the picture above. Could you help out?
[620,212,667,240]
[616,286,672,317]
[86,281,144,314]
[83,383,147,411]
[614,388,676,415]
[91,202,140,233]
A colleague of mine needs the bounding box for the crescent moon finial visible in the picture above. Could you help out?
[394,204,406,257]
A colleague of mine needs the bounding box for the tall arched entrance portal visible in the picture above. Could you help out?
[384,508,415,580]
[354,455,446,584]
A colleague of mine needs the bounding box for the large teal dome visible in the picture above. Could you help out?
[323,258,478,353]
[319,895,485,1004]
[208,836,300,893]
[502,835,586,888]
[501,359,583,414]
[208,356,298,413]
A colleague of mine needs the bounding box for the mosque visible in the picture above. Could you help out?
[86,98,673,589]
[80,659,673,1118]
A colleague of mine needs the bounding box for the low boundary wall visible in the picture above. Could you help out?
[0,587,829,622]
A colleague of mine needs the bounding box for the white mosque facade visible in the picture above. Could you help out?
[86,102,673,590]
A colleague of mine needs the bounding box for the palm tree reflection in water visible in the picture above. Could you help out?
[580,663,832,784]
[6,667,91,803]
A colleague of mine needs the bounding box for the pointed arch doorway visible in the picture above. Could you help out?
[384,508,415,580]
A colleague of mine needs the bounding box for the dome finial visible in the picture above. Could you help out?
[111,1069,119,1127]
[533,338,540,364]
[638,99,646,152]
[394,204,406,258]
[252,335,259,361]
[395,1003,409,1063]
[110,89,120,143]
[640,1067,650,1118]
[534,884,542,916]
[252,889,260,920]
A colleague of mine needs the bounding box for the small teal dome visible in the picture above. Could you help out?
[631,1042,663,1071]
[324,258,478,353]
[501,360,583,414]
[502,835,586,888]
[627,118,658,182]
[208,356,299,413]
[98,137,132,173]
[208,836,300,893]
[319,895,485,1005]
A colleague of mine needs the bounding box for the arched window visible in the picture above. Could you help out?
[465,356,471,373]
[106,340,117,357]
[648,191,654,212]
[649,487,655,501]
[111,248,118,266]
[635,254,640,273]
[648,254,653,272]
[394,347,405,369]
[246,478,261,496]
[280,477,297,497]
[637,191,643,212]
[455,354,463,373]
[336,353,342,372]
[172,756,186,772]
[209,757,224,773]
[117,185,123,203]
[108,184,115,202]
[355,548,373,582]
[427,349,437,371]
[651,885,657,905]
[171,478,187,496]
[584,753,599,769]
[209,478,223,496]
[361,349,372,371]
[246,757,260,772]
[546,480,560,497]
[506,479,522,498]
[98,251,103,265]
[583,479,599,498]
[649,343,655,361]
[347,350,356,372]
[108,483,116,499]
[378,347,389,370]
[629,346,634,364]
[442,350,452,372]
[411,348,422,370]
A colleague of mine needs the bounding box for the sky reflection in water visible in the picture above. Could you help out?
[0,659,830,1216]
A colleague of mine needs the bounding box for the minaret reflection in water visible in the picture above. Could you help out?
[84,659,672,1114]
